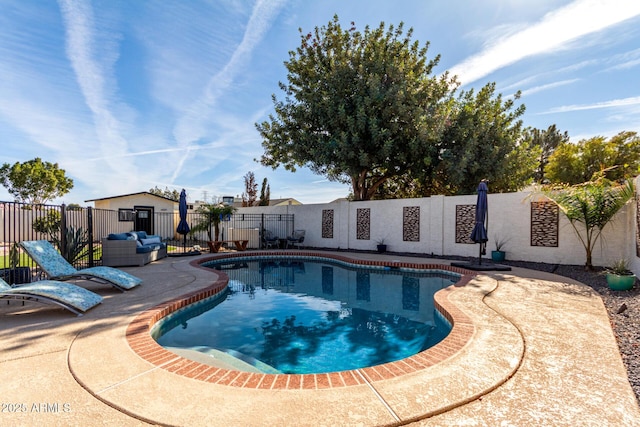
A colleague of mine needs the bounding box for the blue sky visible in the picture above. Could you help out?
[1,0,639,205]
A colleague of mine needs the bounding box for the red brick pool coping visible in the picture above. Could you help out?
[125,251,476,390]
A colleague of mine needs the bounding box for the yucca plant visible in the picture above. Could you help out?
[542,176,635,270]
[61,226,89,263]
[606,258,633,276]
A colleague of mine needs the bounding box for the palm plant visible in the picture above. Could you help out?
[190,203,237,241]
[542,176,635,270]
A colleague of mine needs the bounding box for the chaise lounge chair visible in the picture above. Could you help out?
[0,277,102,316]
[20,240,142,292]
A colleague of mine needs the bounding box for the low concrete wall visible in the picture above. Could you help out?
[238,177,640,275]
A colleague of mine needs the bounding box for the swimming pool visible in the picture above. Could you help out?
[153,256,459,374]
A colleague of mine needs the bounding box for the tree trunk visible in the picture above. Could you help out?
[585,248,593,271]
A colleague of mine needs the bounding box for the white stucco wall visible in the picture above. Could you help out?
[239,185,639,273]
[629,176,640,275]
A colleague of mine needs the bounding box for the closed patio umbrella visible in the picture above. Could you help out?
[176,189,190,253]
[469,180,489,265]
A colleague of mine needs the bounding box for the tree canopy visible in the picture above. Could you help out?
[259,177,271,206]
[430,83,533,195]
[256,16,456,200]
[149,186,180,201]
[0,158,74,204]
[242,171,258,207]
[546,131,640,185]
[525,125,569,183]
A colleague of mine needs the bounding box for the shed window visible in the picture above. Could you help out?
[118,209,135,221]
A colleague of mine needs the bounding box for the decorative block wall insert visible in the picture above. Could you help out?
[322,209,334,239]
[456,205,475,244]
[403,206,420,242]
[356,208,371,240]
[531,201,559,247]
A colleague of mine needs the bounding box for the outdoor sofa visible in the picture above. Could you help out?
[102,231,167,267]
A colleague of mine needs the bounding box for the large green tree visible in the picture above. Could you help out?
[428,83,534,195]
[256,16,455,201]
[546,131,640,184]
[525,124,569,183]
[372,84,534,199]
[0,158,74,204]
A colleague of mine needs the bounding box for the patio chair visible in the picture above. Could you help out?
[263,230,280,249]
[20,240,142,292]
[286,230,305,249]
[0,277,103,316]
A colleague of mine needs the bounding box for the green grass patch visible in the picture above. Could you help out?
[0,253,31,269]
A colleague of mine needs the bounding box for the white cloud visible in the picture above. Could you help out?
[520,79,580,96]
[170,0,288,182]
[448,0,640,85]
[542,95,640,113]
[602,47,640,71]
[58,0,141,190]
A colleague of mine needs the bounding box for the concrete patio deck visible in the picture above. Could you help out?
[1,251,638,426]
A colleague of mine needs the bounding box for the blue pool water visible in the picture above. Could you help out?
[153,257,458,374]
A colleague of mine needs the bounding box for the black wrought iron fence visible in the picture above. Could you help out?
[162,212,294,252]
[0,201,294,285]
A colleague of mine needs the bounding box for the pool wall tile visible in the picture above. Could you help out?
[340,370,363,386]
[194,367,219,381]
[216,370,241,385]
[126,251,479,390]
[327,372,344,387]
[315,374,331,389]
[287,374,301,389]
[257,375,276,389]
[361,367,384,382]
[242,374,262,388]
[206,369,229,383]
[271,374,287,389]
[229,372,252,387]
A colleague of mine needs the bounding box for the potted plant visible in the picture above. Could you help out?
[491,235,509,262]
[1,243,31,285]
[604,259,636,291]
[375,238,387,253]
